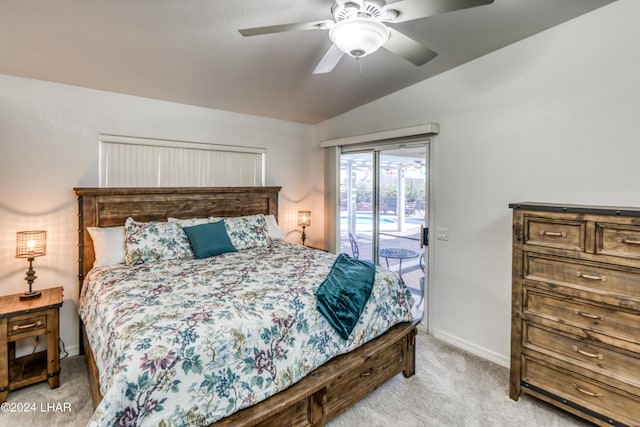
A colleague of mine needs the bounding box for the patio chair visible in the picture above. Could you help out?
[348,232,360,259]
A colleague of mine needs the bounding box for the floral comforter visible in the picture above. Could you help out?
[79,241,414,426]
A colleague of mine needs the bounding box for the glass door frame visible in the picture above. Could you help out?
[339,140,430,323]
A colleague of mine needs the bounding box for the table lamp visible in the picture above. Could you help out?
[297,211,311,245]
[15,230,47,299]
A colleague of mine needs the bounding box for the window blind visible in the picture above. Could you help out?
[99,135,265,187]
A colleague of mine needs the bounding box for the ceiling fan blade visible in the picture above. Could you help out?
[384,0,494,23]
[383,28,437,66]
[239,20,333,37]
[313,44,345,74]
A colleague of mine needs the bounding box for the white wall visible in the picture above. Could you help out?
[316,0,640,365]
[0,75,319,355]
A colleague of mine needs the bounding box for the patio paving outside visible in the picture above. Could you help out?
[339,212,426,319]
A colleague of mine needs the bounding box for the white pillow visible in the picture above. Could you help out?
[87,226,126,267]
[265,214,286,240]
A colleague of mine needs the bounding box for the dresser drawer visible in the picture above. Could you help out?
[7,314,47,339]
[596,222,640,261]
[525,254,640,302]
[522,357,640,426]
[524,217,586,252]
[524,289,640,350]
[523,322,640,387]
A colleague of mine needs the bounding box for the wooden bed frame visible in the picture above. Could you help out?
[74,186,418,427]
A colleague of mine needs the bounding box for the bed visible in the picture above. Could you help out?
[74,186,419,426]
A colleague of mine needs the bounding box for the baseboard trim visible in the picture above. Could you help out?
[432,328,510,368]
[64,344,80,358]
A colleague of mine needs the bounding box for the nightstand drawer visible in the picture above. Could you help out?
[7,314,47,338]
[524,217,586,252]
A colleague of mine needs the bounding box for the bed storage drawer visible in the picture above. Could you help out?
[213,322,418,427]
[522,357,640,427]
[324,335,406,418]
[523,217,586,252]
[252,399,310,427]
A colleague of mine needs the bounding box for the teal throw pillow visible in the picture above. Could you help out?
[183,221,237,259]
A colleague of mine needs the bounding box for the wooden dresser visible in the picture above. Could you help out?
[509,203,640,427]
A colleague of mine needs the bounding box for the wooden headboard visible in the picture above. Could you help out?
[74,186,281,293]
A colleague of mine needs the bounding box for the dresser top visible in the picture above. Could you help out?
[509,202,640,217]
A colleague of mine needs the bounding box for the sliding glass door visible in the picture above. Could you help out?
[340,152,375,262]
[339,143,428,318]
[378,147,427,316]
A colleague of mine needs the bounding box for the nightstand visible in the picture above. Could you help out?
[0,286,63,403]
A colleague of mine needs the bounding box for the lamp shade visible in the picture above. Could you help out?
[16,230,47,258]
[329,18,390,58]
[298,211,311,227]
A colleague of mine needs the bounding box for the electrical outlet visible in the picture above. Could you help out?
[436,228,449,241]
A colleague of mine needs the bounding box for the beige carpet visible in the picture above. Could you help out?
[3,329,591,426]
[326,329,591,427]
[3,351,94,426]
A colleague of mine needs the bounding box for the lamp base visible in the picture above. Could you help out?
[20,290,42,300]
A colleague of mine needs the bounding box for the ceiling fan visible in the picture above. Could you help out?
[239,0,494,74]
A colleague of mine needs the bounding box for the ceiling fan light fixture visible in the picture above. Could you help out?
[329,17,390,58]
[332,1,362,21]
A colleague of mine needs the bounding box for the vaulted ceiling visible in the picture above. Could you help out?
[0,0,617,124]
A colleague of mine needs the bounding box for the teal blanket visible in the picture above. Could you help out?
[315,253,376,340]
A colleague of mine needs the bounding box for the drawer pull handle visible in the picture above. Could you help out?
[576,272,607,282]
[13,320,42,331]
[572,384,602,399]
[617,237,640,245]
[576,311,604,320]
[572,345,604,360]
[360,368,373,378]
[540,231,567,238]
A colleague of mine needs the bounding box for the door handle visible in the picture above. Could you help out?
[420,225,429,248]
